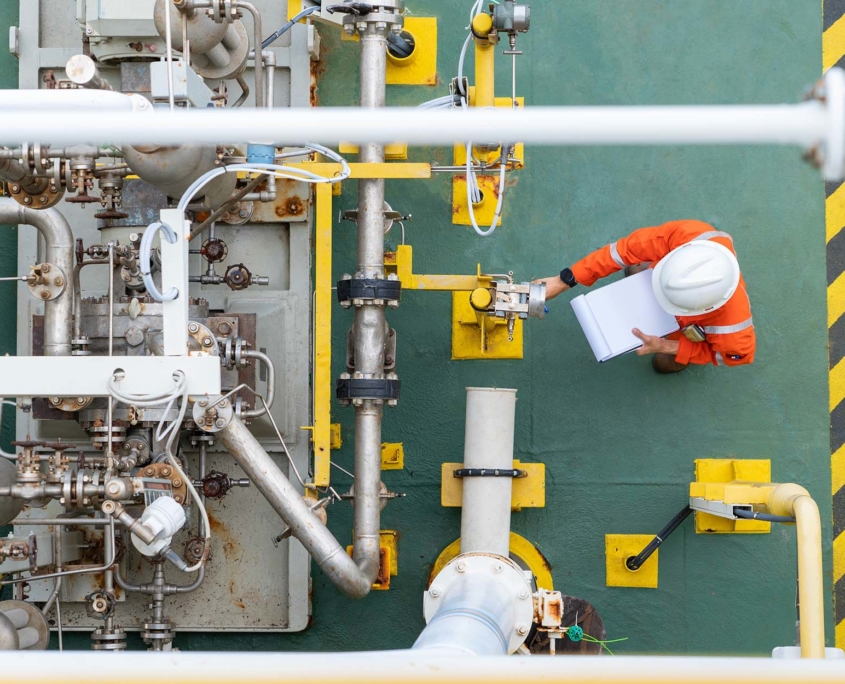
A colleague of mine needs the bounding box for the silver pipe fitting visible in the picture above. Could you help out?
[217,414,376,598]
[0,199,74,356]
[240,349,275,419]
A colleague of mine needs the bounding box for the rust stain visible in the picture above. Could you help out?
[310,42,329,107]
[234,600,246,610]
[207,510,240,559]
[276,196,305,217]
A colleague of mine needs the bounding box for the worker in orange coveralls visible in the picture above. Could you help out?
[534,220,755,373]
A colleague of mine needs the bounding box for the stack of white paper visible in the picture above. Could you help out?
[570,269,680,362]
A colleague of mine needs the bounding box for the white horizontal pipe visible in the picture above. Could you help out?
[0,102,827,147]
[2,652,845,683]
[0,89,151,112]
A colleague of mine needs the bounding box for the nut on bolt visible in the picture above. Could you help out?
[188,322,200,334]
[516,624,529,636]
[429,586,441,597]
[456,561,467,573]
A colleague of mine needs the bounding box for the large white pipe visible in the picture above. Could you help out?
[0,90,151,112]
[0,102,828,147]
[2,652,845,683]
[460,388,517,556]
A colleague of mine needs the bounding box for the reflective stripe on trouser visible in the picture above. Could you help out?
[702,317,753,335]
[714,352,724,365]
[609,242,626,268]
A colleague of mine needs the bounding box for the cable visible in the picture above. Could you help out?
[262,6,320,49]
[734,508,796,523]
[139,221,178,303]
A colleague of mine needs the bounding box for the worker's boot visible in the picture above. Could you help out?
[652,353,687,374]
[624,262,652,277]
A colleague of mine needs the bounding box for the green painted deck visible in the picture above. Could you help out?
[1,0,833,654]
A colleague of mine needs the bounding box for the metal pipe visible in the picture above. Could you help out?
[0,90,150,111]
[0,199,74,356]
[217,414,375,598]
[65,55,113,91]
[5,652,845,683]
[164,0,177,111]
[460,388,516,556]
[344,20,392,594]
[766,484,826,659]
[413,573,517,656]
[264,50,276,109]
[1,99,832,148]
[237,2,264,108]
[240,349,275,419]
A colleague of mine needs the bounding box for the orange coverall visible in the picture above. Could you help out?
[570,220,755,367]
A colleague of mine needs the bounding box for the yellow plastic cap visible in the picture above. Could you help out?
[470,287,493,311]
[472,13,493,36]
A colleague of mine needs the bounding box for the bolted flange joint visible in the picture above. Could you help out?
[336,375,400,407]
[337,277,401,309]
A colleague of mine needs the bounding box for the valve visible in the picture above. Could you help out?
[469,275,546,342]
[192,470,250,500]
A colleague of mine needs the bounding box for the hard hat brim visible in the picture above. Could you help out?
[651,240,740,317]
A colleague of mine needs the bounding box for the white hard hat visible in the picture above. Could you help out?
[652,240,740,316]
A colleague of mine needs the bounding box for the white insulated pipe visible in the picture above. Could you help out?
[0,90,151,112]
[0,102,827,146]
[460,387,517,556]
[2,652,845,683]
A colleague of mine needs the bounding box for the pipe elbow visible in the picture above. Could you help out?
[766,483,812,517]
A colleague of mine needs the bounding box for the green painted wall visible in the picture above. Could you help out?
[4,0,833,654]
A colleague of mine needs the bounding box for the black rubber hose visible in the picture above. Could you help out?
[626,505,693,571]
[262,6,320,49]
[734,508,795,523]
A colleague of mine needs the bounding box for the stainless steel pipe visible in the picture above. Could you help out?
[218,414,375,598]
[0,199,74,356]
[346,20,392,595]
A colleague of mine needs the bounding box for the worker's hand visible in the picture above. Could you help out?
[632,329,680,356]
[533,276,569,301]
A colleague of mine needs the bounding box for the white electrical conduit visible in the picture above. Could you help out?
[2,73,840,178]
[2,653,845,683]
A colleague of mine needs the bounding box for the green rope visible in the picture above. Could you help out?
[564,625,628,656]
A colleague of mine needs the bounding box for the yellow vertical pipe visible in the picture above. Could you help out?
[313,183,332,487]
[768,484,826,658]
[472,14,495,109]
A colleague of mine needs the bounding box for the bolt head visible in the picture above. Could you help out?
[429,587,441,597]
[129,233,139,242]
[356,21,367,32]
[51,397,60,404]
[387,399,397,407]
[344,23,355,35]
[391,23,402,35]
[196,417,206,426]
[375,21,387,30]
[518,589,529,599]
[352,398,363,407]
[239,209,249,218]
[40,290,50,299]
[188,322,200,333]
[456,561,467,573]
[493,563,503,573]
[202,337,213,347]
[517,625,528,636]
[215,418,226,428]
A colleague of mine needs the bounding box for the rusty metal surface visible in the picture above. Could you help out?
[250,178,311,224]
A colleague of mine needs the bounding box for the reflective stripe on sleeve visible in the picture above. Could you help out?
[702,317,753,335]
[609,241,626,268]
[692,230,734,243]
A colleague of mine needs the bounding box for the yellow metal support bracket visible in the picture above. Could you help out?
[691,458,772,534]
[431,532,554,590]
[346,530,399,591]
[440,460,545,511]
[605,534,659,589]
[381,443,404,470]
[386,17,438,86]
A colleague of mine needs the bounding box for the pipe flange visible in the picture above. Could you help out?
[336,377,400,404]
[336,277,401,308]
[423,553,534,655]
[192,396,234,433]
[187,321,219,357]
[27,263,66,302]
[5,180,64,210]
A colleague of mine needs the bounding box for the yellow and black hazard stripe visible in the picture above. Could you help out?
[825,0,845,652]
